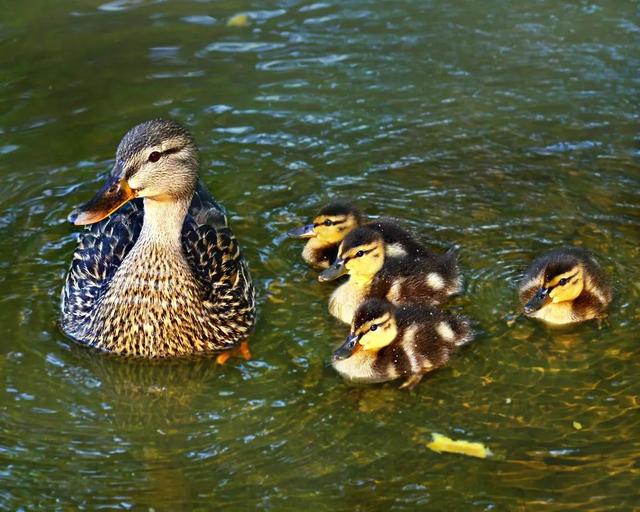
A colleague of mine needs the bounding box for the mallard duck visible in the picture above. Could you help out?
[519,247,612,325]
[318,227,461,324]
[286,201,434,269]
[60,119,256,358]
[332,298,473,389]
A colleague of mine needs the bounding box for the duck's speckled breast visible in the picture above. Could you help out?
[87,241,216,357]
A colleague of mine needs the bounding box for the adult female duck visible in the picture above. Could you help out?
[61,119,255,358]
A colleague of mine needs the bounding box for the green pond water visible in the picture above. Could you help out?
[1,0,639,510]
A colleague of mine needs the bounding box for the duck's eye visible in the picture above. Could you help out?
[356,250,365,257]
[558,278,568,286]
[324,219,333,226]
[148,151,161,163]
[370,324,378,332]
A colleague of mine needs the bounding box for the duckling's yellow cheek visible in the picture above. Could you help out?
[360,329,394,351]
[325,229,347,244]
[549,281,581,303]
[314,226,329,240]
[549,288,562,302]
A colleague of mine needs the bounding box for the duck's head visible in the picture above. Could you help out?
[333,299,398,360]
[286,201,361,244]
[70,119,199,225]
[318,227,385,282]
[523,256,586,315]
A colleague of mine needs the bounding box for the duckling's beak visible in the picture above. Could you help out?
[524,287,551,315]
[318,257,347,282]
[333,333,361,360]
[69,164,137,226]
[286,224,316,239]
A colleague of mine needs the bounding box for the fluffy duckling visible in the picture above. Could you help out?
[319,227,461,324]
[519,247,612,325]
[286,201,434,269]
[332,299,473,389]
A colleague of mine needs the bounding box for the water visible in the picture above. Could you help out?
[1,0,639,509]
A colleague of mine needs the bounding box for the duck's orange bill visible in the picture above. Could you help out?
[70,176,136,226]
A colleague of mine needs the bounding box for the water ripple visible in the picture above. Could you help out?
[200,41,287,54]
[257,53,349,71]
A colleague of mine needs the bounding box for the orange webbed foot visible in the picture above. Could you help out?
[216,340,251,365]
[216,351,232,365]
[239,340,252,361]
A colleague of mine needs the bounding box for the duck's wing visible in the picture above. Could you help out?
[187,181,229,230]
[60,199,144,339]
[182,181,256,340]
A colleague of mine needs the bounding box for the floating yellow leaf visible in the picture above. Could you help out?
[427,433,492,459]
[572,421,583,430]
[227,14,251,28]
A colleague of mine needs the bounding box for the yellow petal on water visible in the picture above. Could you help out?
[572,421,583,430]
[227,14,251,27]
[427,433,492,459]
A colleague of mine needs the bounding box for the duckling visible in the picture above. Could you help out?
[318,227,461,324]
[332,298,473,389]
[286,201,434,269]
[519,247,612,325]
[60,119,256,357]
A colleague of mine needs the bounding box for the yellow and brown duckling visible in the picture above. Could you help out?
[332,298,473,389]
[519,247,612,325]
[61,119,256,358]
[319,227,461,324]
[286,201,435,269]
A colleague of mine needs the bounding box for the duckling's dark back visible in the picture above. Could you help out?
[364,220,434,259]
[371,250,461,306]
[397,304,473,348]
[372,305,472,377]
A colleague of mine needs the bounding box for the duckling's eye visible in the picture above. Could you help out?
[324,219,333,226]
[148,151,161,163]
[558,278,568,286]
[356,250,365,257]
[370,325,378,332]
